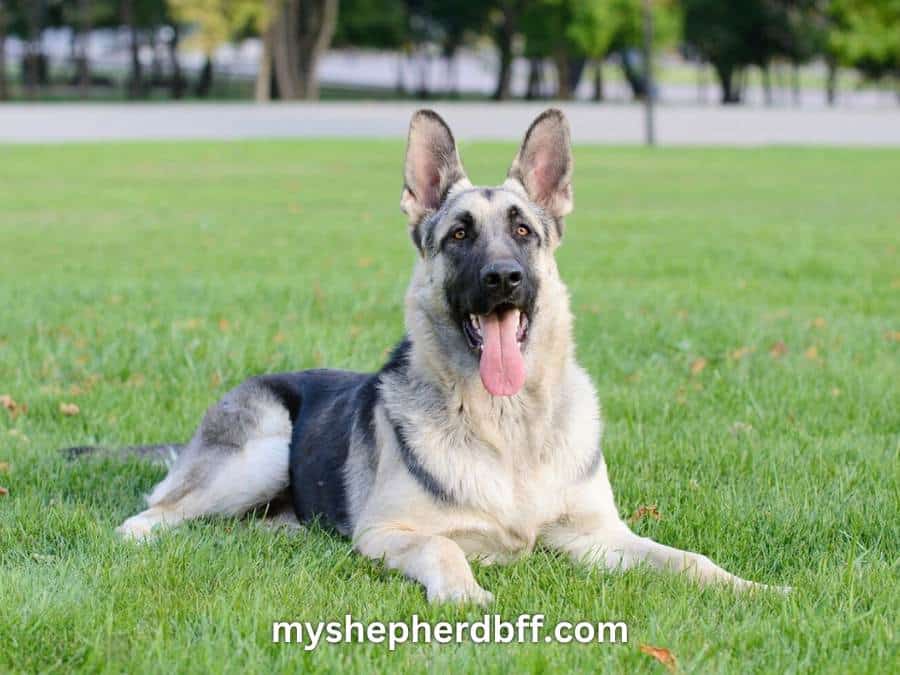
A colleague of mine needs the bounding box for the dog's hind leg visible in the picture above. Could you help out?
[117,381,293,541]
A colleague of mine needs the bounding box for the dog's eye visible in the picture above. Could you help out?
[515,224,531,237]
[452,227,467,241]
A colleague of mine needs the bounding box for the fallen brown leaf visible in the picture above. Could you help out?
[0,486,8,497]
[769,341,788,358]
[690,357,707,375]
[729,346,754,361]
[0,394,27,419]
[640,644,677,672]
[59,402,80,416]
[629,504,661,524]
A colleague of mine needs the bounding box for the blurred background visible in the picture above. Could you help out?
[0,0,897,107]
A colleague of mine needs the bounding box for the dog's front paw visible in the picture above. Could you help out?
[116,514,160,542]
[426,580,494,606]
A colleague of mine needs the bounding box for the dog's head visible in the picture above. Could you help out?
[401,109,574,397]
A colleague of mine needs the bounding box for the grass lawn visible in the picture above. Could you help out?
[0,139,897,673]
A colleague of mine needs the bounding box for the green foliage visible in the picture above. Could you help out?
[521,0,575,58]
[333,0,407,50]
[526,0,680,61]
[830,0,900,79]
[168,0,264,55]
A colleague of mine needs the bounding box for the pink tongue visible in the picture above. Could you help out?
[479,309,526,397]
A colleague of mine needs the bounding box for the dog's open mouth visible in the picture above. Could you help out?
[463,304,529,397]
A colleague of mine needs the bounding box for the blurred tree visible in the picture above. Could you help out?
[268,0,339,99]
[776,0,830,105]
[829,0,899,90]
[521,0,581,99]
[522,0,678,101]
[568,0,617,100]
[429,0,491,95]
[333,0,405,48]
[489,0,524,100]
[168,0,259,97]
[682,0,783,103]
[21,0,47,96]
[0,0,8,100]
[60,0,117,95]
[331,0,407,96]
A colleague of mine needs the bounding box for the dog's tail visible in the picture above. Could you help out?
[62,443,184,468]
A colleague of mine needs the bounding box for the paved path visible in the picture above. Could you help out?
[1,102,898,145]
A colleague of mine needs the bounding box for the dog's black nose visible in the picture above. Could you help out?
[481,260,523,296]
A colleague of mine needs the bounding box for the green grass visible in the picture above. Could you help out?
[0,140,898,674]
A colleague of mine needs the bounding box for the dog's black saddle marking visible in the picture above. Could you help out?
[262,369,369,535]
[260,338,441,534]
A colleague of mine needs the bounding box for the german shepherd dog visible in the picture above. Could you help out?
[82,110,783,603]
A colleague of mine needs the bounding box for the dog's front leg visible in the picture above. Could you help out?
[355,527,493,605]
[543,474,783,591]
[544,518,765,590]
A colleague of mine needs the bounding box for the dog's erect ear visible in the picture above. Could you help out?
[401,110,469,238]
[507,109,573,221]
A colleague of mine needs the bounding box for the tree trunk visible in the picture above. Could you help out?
[24,0,44,98]
[168,24,185,99]
[0,1,7,101]
[492,4,516,101]
[696,60,707,104]
[296,0,338,99]
[619,50,647,99]
[554,52,571,100]
[415,48,430,99]
[76,0,92,96]
[395,50,405,95]
[761,63,772,106]
[791,62,800,106]
[714,61,739,104]
[445,48,458,97]
[525,57,542,99]
[273,0,300,99]
[592,60,604,101]
[255,0,277,102]
[552,53,584,100]
[122,0,143,99]
[568,56,586,98]
[195,55,213,97]
[825,57,837,107]
[149,30,163,84]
